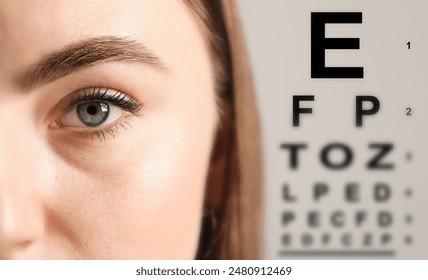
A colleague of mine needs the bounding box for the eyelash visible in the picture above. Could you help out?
[60,87,142,141]
[65,87,142,113]
[79,120,134,142]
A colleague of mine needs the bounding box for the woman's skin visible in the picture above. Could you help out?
[0,0,217,259]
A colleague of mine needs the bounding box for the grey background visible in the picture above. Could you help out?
[237,0,428,259]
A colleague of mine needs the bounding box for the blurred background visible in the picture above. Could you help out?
[236,0,428,259]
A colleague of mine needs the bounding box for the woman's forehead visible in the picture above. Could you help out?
[0,0,211,91]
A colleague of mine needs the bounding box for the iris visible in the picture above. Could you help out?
[77,102,110,127]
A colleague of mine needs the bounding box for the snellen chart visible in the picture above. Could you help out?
[238,0,428,259]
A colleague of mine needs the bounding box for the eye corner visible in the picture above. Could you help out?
[48,119,61,129]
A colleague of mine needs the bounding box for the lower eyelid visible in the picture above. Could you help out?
[50,114,137,143]
[80,120,135,142]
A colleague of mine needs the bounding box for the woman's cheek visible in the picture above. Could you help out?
[46,102,214,258]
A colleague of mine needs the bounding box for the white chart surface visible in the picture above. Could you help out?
[237,0,428,259]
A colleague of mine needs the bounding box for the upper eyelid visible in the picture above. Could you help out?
[65,88,114,112]
[64,87,109,113]
[66,87,141,110]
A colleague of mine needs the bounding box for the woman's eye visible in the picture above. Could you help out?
[52,88,142,131]
[63,101,123,128]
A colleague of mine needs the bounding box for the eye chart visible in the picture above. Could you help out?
[238,0,428,259]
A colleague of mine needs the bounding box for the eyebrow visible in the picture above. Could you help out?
[15,36,166,90]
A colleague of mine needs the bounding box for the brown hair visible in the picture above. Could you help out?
[183,0,263,259]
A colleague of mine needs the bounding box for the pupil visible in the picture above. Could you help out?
[86,105,98,115]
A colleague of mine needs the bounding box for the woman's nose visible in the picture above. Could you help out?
[0,189,45,258]
[0,106,45,258]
